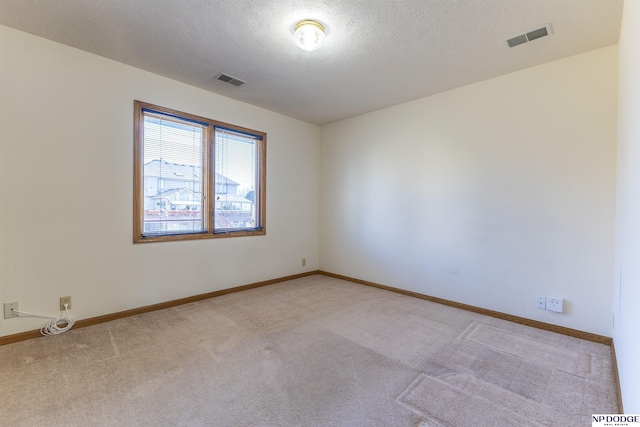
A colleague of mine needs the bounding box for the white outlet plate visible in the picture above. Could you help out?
[60,296,72,311]
[536,296,546,309]
[546,296,563,313]
[4,301,19,319]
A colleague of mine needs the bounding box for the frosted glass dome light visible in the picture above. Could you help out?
[293,20,326,51]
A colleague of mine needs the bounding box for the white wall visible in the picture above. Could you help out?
[614,0,640,413]
[0,26,321,336]
[321,46,618,336]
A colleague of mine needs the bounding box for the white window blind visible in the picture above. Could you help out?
[214,127,260,231]
[142,110,206,236]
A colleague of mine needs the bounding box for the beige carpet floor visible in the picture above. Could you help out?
[0,274,618,426]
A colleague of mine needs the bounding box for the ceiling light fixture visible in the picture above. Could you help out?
[293,20,326,51]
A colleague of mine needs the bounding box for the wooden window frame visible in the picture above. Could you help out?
[133,100,266,243]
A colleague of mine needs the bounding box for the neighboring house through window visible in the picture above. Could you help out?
[133,101,266,242]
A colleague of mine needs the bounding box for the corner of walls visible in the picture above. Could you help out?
[320,46,618,337]
[613,0,640,413]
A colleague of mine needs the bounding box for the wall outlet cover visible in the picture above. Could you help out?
[546,296,563,313]
[60,296,72,311]
[4,301,19,319]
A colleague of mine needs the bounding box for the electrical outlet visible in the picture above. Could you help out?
[546,296,563,313]
[60,296,72,311]
[536,296,546,310]
[3,301,19,319]
[301,258,306,267]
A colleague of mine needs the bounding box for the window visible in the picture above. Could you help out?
[134,101,266,243]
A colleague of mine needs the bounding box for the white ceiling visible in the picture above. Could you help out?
[0,0,622,125]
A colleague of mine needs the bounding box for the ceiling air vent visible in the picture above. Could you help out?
[215,73,246,87]
[506,24,552,48]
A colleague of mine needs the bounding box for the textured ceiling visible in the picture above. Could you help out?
[0,0,623,125]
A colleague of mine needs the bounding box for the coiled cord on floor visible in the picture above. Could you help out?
[12,304,76,336]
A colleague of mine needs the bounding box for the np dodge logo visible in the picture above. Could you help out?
[592,414,640,426]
